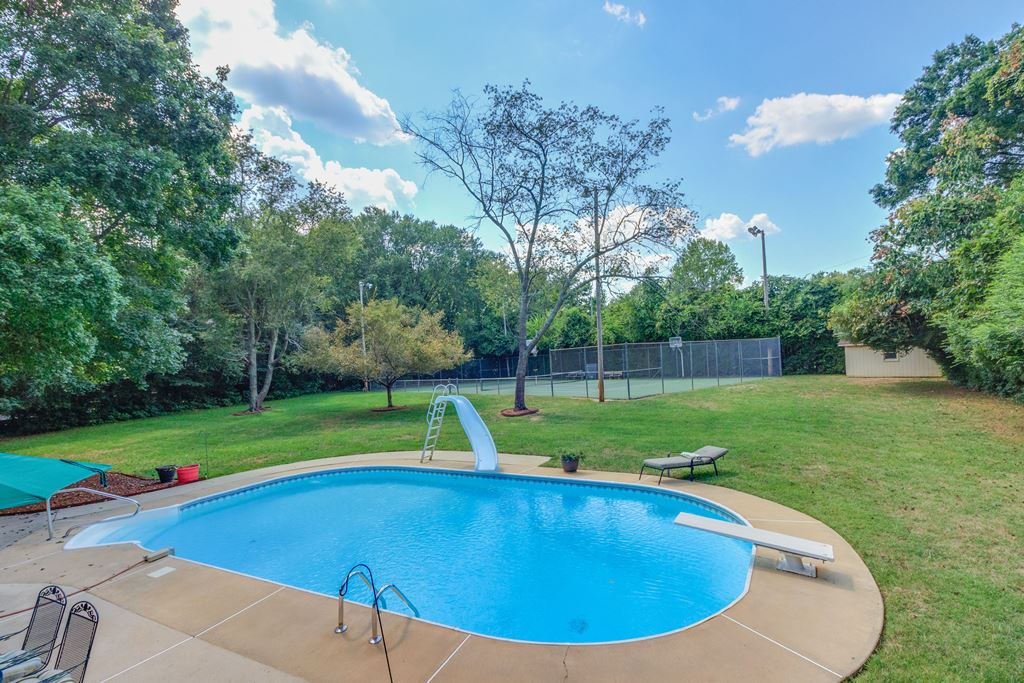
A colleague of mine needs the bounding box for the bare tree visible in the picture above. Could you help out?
[405,83,694,411]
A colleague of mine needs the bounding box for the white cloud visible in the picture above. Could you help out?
[239,106,417,210]
[693,96,740,122]
[603,1,647,27]
[700,212,780,242]
[729,92,901,156]
[177,0,406,144]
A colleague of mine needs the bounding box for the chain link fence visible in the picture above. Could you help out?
[389,337,781,400]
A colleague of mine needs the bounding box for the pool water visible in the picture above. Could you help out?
[70,467,753,643]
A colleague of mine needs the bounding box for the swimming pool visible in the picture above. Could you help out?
[68,467,753,644]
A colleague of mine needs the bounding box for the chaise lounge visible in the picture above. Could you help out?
[639,446,729,484]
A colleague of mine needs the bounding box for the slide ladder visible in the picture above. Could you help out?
[421,384,457,462]
[420,385,499,471]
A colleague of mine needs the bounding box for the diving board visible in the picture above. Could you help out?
[674,511,834,577]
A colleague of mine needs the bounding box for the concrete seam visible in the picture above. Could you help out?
[722,614,842,678]
[0,549,63,572]
[97,586,285,681]
[97,636,192,681]
[424,634,471,683]
[195,586,286,636]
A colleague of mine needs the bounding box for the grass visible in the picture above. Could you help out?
[2,376,1022,680]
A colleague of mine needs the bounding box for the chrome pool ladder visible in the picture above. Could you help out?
[420,383,457,463]
[336,565,419,644]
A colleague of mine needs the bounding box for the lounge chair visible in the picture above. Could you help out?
[16,602,99,683]
[639,446,729,484]
[0,585,67,681]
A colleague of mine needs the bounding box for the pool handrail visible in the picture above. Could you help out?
[46,488,141,541]
[336,567,418,645]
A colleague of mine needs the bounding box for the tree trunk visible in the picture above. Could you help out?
[255,328,279,411]
[513,291,530,411]
[247,317,259,412]
[386,383,394,408]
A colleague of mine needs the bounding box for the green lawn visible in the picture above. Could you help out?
[2,376,1021,680]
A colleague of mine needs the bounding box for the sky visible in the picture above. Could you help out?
[176,0,1023,281]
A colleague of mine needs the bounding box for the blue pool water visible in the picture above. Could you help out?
[71,467,753,643]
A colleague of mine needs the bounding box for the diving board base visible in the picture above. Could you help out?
[778,552,817,577]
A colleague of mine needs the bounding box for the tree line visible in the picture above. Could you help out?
[4,3,1019,434]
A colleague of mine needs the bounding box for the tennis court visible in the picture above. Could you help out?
[390,373,755,400]
[387,337,781,400]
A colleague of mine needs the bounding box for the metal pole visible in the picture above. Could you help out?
[760,231,769,311]
[739,341,744,384]
[760,339,765,378]
[715,341,720,387]
[660,344,665,394]
[689,343,695,391]
[359,281,370,391]
[592,189,605,402]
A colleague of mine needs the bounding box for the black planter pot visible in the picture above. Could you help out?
[561,459,580,473]
[155,465,177,483]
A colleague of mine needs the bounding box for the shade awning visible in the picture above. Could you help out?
[0,453,112,510]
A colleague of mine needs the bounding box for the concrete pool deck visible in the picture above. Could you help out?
[0,452,883,682]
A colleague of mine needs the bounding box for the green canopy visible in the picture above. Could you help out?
[0,453,111,510]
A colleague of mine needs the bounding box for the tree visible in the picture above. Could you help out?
[406,83,692,411]
[667,238,742,294]
[0,0,238,403]
[296,299,470,408]
[213,137,358,413]
[832,24,1024,397]
[351,208,493,353]
[0,184,122,411]
[472,256,520,339]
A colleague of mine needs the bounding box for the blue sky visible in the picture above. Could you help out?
[177,1,1022,280]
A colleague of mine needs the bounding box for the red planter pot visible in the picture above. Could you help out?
[176,464,200,484]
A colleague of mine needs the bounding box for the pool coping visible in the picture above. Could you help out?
[0,451,884,682]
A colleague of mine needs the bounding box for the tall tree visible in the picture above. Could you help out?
[406,83,692,411]
[214,138,358,412]
[0,0,238,405]
[0,184,122,411]
[666,238,743,294]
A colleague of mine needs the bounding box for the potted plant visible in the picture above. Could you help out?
[176,463,200,484]
[560,452,583,473]
[155,465,176,484]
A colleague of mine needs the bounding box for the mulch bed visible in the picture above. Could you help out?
[0,472,179,516]
[371,405,408,412]
[500,407,540,417]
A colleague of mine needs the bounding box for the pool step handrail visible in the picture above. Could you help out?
[421,384,457,463]
[46,488,142,541]
[370,584,420,643]
[336,566,418,644]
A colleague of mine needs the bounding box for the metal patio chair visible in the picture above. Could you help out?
[19,602,99,683]
[0,585,67,679]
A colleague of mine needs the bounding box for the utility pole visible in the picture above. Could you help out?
[589,188,605,402]
[358,281,372,390]
[747,225,769,310]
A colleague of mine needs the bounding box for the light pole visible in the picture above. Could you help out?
[747,225,769,310]
[358,281,372,391]
[585,186,606,402]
